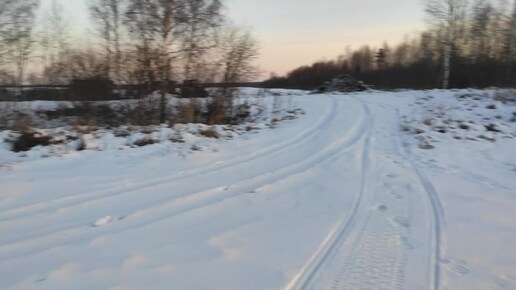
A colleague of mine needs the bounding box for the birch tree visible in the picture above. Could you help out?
[426,0,468,88]
[155,0,175,123]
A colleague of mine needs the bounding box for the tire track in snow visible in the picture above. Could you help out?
[0,96,370,261]
[0,96,339,222]
[322,162,414,290]
[284,100,374,290]
[327,203,408,290]
[355,99,443,290]
[286,98,443,290]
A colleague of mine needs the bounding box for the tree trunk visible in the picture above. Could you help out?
[443,42,451,89]
[160,0,174,124]
[506,1,516,84]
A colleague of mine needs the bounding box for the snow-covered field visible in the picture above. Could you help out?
[1,89,515,290]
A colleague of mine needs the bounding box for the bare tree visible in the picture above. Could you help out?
[125,0,160,85]
[0,2,10,65]
[175,0,223,80]
[68,47,108,79]
[39,0,70,84]
[125,0,176,123]
[426,0,468,88]
[209,26,258,124]
[89,0,125,83]
[0,0,39,85]
[469,0,494,61]
[218,26,259,83]
[419,32,437,63]
[153,0,175,85]
[504,0,516,81]
[0,0,18,66]
[155,0,175,123]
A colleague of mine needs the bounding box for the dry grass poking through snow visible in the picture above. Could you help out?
[401,90,516,149]
[0,89,306,161]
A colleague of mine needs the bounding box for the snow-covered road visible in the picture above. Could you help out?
[1,91,515,290]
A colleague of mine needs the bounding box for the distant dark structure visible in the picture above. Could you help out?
[0,86,72,101]
[70,76,115,101]
[314,75,368,93]
[180,80,208,98]
[0,80,264,102]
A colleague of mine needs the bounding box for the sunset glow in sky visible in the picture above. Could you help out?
[40,0,426,76]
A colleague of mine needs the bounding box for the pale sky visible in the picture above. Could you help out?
[39,0,426,77]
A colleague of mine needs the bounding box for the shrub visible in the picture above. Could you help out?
[133,138,158,147]
[178,102,197,124]
[10,131,53,152]
[170,135,185,143]
[199,128,219,138]
[494,90,516,103]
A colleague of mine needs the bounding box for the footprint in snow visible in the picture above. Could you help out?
[441,258,471,275]
[453,264,471,275]
[400,236,416,250]
[92,216,118,227]
[377,204,388,212]
[390,191,403,199]
[394,216,411,228]
[439,258,451,265]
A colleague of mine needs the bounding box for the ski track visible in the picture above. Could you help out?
[0,96,338,222]
[394,107,445,290]
[285,100,401,290]
[0,96,372,262]
[285,98,443,290]
[411,168,444,290]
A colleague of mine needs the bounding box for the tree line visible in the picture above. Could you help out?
[0,0,259,87]
[265,0,516,90]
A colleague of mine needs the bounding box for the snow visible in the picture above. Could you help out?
[92,216,118,227]
[1,89,515,290]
